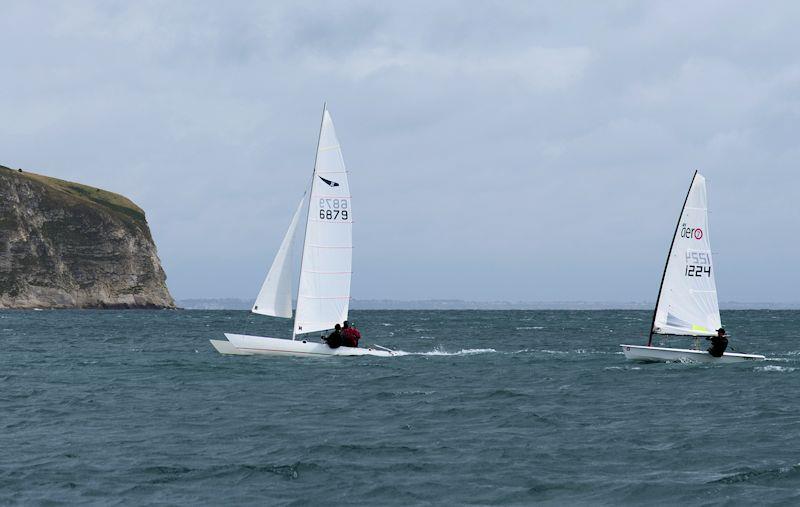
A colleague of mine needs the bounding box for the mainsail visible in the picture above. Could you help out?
[293,110,353,336]
[252,195,306,318]
[650,171,721,343]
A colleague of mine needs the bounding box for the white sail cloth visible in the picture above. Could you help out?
[249,108,353,337]
[653,173,721,337]
[252,196,306,318]
[293,110,353,335]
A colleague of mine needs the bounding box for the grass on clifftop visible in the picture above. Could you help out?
[1,165,147,224]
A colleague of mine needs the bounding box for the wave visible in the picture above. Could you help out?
[711,463,800,484]
[755,365,796,372]
[136,462,310,482]
[538,348,604,355]
[401,347,606,357]
[409,347,498,356]
[395,347,613,357]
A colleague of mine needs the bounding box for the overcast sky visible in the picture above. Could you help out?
[1,1,798,302]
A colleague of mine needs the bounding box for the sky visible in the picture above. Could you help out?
[1,1,798,303]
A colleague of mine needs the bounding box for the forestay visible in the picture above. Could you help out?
[652,172,721,337]
[252,196,306,318]
[294,110,353,336]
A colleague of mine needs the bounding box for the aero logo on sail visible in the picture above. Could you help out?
[680,223,703,240]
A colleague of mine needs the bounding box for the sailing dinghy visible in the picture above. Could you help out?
[211,106,397,357]
[620,171,765,363]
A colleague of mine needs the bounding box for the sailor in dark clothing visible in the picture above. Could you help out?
[324,324,343,349]
[341,320,361,348]
[706,327,729,357]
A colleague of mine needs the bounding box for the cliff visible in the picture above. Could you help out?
[0,165,175,308]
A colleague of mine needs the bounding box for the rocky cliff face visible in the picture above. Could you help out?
[0,165,175,308]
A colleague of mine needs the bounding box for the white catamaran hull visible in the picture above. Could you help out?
[212,333,398,357]
[620,344,765,363]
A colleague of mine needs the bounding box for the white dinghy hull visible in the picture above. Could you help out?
[620,344,765,363]
[213,333,398,357]
[210,339,253,355]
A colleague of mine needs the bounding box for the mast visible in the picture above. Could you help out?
[647,170,698,346]
[292,102,327,340]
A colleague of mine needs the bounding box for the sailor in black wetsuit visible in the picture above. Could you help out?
[706,327,728,357]
[323,324,343,349]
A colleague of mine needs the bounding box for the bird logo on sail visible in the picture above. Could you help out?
[318,176,340,187]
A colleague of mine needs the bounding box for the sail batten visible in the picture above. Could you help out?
[651,172,721,339]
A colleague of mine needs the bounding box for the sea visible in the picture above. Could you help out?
[2,310,799,505]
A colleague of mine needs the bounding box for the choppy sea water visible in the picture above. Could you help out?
[2,309,799,505]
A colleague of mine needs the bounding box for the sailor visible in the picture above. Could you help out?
[323,324,343,349]
[341,320,361,348]
[706,328,729,357]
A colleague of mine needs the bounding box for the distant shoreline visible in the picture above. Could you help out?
[176,298,800,311]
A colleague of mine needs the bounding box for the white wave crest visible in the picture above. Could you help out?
[413,347,497,356]
[756,365,796,372]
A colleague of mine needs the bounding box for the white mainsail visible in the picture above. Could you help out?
[652,172,721,338]
[252,195,306,318]
[293,110,353,336]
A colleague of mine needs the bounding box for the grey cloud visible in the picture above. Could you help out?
[1,1,797,302]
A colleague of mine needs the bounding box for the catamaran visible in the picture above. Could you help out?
[620,171,765,363]
[211,105,397,357]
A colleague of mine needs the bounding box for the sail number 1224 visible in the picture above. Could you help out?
[685,250,712,277]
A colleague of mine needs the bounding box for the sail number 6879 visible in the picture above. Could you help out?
[318,198,349,221]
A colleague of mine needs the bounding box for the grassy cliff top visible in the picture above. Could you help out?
[0,165,147,224]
